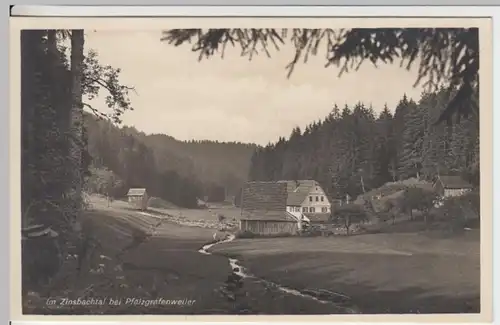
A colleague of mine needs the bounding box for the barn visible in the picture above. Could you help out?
[433,175,473,198]
[126,188,149,211]
[239,181,299,236]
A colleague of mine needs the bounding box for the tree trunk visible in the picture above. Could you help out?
[360,174,366,193]
[69,30,85,218]
[47,31,62,124]
[21,30,42,226]
[47,30,58,56]
[21,29,46,299]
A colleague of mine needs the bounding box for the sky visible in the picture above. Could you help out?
[84,30,425,146]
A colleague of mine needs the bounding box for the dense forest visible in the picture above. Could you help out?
[84,114,257,207]
[247,88,480,201]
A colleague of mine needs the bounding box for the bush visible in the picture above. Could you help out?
[401,186,438,222]
[147,197,178,209]
[298,227,324,237]
[217,214,226,223]
[432,190,480,225]
[333,204,369,236]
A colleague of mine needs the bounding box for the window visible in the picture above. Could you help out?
[302,207,308,212]
[315,196,319,202]
[295,207,300,212]
[310,207,315,213]
[321,196,324,202]
[321,207,327,213]
[309,196,313,202]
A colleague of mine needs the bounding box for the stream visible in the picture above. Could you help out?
[198,234,360,314]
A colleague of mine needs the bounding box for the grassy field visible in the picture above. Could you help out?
[156,205,242,222]
[210,231,480,314]
[25,197,352,315]
[24,200,233,314]
[28,195,479,314]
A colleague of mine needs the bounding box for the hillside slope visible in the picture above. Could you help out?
[84,113,257,205]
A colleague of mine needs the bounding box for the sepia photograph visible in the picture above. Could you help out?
[11,17,492,320]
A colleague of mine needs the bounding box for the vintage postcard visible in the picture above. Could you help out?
[9,13,493,323]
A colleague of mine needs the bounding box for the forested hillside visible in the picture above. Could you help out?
[84,114,257,207]
[248,88,480,201]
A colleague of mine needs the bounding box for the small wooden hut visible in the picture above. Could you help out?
[126,188,149,211]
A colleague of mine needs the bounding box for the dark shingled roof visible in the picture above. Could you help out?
[277,180,322,206]
[287,192,308,206]
[241,182,297,222]
[242,182,287,211]
[437,176,473,189]
[241,210,297,222]
[277,180,299,192]
[304,212,331,223]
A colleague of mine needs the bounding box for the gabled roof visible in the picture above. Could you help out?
[277,180,299,192]
[303,212,331,223]
[241,210,297,222]
[241,181,287,212]
[436,176,473,189]
[278,180,319,191]
[127,188,147,196]
[277,180,323,206]
[241,181,294,221]
[287,192,308,206]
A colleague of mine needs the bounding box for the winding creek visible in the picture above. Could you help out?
[198,234,360,314]
[138,209,360,313]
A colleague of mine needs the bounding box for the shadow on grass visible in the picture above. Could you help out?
[233,250,480,314]
[361,219,480,239]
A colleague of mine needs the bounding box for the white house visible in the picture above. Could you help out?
[278,180,332,224]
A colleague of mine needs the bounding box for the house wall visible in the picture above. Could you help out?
[444,188,470,198]
[286,206,302,219]
[142,193,149,210]
[301,186,331,213]
[240,219,298,235]
[128,194,149,210]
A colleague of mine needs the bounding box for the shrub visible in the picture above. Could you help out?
[333,204,369,236]
[299,228,324,237]
[400,186,438,222]
[432,190,480,226]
